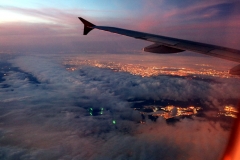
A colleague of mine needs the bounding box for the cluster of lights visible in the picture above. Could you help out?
[66,67,76,71]
[63,59,239,121]
[157,105,201,119]
[218,106,238,118]
[136,105,202,120]
[137,104,238,122]
[89,107,104,116]
[64,59,237,78]
[88,107,116,124]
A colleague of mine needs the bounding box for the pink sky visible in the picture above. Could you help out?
[1,1,240,53]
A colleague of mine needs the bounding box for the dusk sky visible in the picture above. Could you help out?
[1,0,240,53]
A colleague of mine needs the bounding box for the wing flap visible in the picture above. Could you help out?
[144,43,185,53]
[229,64,240,75]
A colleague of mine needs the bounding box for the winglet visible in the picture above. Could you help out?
[78,17,95,35]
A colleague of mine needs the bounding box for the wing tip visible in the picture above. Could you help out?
[78,17,95,35]
[78,17,95,27]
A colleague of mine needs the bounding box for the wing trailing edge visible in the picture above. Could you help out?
[229,64,240,75]
[144,43,185,53]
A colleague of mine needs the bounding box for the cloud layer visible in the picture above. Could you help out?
[0,53,239,159]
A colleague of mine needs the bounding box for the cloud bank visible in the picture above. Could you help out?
[0,53,239,159]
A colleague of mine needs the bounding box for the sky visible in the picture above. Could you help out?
[1,0,240,53]
[1,1,240,159]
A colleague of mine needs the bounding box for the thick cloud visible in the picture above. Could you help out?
[0,53,239,159]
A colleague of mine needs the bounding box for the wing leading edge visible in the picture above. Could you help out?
[78,17,240,75]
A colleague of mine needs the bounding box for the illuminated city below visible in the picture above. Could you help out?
[135,105,202,122]
[63,59,238,78]
[135,104,238,123]
[218,106,239,118]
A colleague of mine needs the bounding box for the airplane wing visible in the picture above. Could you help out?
[78,17,240,75]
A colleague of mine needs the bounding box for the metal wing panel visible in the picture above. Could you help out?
[79,18,240,64]
[209,49,240,62]
[175,41,214,53]
[95,26,148,39]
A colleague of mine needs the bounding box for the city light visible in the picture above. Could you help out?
[135,104,238,123]
[64,59,237,78]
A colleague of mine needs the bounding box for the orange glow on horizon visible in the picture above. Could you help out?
[222,101,240,160]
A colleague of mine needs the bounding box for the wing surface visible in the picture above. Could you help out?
[78,17,240,74]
